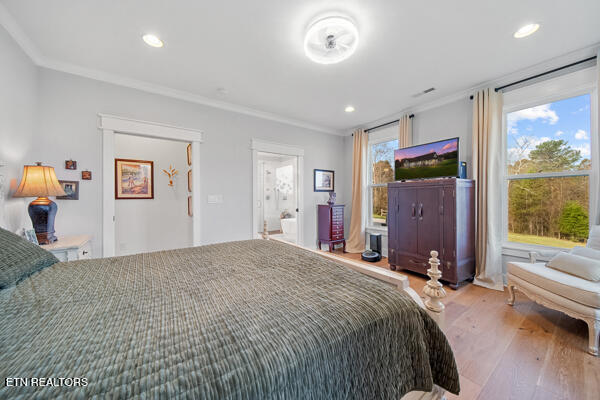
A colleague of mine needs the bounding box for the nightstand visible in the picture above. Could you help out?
[40,235,92,262]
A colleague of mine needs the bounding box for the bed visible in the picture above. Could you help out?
[0,231,459,399]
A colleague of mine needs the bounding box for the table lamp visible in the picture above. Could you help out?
[13,162,66,244]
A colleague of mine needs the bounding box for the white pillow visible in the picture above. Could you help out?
[571,246,600,261]
[586,225,600,250]
[547,252,600,281]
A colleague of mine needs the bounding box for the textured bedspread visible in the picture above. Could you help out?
[1,239,459,399]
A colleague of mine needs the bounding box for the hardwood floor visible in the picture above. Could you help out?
[329,250,600,400]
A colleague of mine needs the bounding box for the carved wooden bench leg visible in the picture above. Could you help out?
[507,284,516,306]
[587,319,600,356]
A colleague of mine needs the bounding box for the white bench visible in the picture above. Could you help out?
[507,260,600,356]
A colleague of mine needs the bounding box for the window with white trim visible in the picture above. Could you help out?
[503,68,597,249]
[367,126,398,228]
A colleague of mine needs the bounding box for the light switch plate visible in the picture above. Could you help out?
[207,195,223,204]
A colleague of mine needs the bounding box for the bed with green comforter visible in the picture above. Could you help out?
[0,238,459,399]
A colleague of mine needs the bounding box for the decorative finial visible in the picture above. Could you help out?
[423,250,446,313]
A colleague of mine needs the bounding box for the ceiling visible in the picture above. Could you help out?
[1,0,599,134]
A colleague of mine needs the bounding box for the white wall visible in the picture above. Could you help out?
[0,37,345,256]
[412,98,473,178]
[0,25,38,232]
[114,134,192,255]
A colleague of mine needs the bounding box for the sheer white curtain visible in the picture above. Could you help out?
[472,88,504,291]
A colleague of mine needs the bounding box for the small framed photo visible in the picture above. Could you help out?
[65,160,77,170]
[187,196,193,216]
[187,170,192,192]
[187,144,192,166]
[23,229,39,244]
[57,180,79,200]
[115,159,154,199]
[314,169,334,192]
[81,170,92,180]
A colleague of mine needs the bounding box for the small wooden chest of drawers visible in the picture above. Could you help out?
[317,204,346,252]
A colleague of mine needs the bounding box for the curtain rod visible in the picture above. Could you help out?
[363,114,414,133]
[469,55,597,99]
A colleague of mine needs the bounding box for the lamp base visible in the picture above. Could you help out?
[28,197,58,244]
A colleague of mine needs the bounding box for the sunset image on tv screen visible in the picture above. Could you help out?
[394,138,458,180]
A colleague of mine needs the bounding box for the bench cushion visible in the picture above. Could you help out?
[508,261,600,308]
[547,252,600,281]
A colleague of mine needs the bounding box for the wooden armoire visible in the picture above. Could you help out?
[387,178,475,288]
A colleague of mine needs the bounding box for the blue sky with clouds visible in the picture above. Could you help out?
[507,94,591,165]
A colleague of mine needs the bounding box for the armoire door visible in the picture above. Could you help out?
[441,186,457,282]
[394,186,418,255]
[417,187,442,257]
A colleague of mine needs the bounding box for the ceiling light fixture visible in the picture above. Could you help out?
[344,105,355,113]
[304,16,359,64]
[513,23,540,39]
[142,34,164,48]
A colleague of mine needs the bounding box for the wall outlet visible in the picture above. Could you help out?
[207,194,223,204]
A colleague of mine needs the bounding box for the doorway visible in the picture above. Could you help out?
[114,134,192,255]
[256,152,298,243]
[99,114,203,257]
[251,139,304,245]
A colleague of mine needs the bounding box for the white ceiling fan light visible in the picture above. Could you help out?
[304,16,359,65]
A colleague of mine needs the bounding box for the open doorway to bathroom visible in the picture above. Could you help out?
[256,152,299,244]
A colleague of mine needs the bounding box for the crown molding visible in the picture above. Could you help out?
[0,3,43,64]
[43,58,342,135]
[0,4,342,137]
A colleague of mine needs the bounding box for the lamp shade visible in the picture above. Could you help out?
[13,163,66,197]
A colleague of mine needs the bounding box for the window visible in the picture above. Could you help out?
[368,135,397,227]
[505,92,593,248]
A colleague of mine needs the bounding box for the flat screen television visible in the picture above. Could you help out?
[394,137,459,180]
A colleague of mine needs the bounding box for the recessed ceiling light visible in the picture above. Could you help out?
[513,23,540,39]
[345,105,355,113]
[142,34,164,48]
[304,16,359,64]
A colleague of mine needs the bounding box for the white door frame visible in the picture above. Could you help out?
[99,114,204,257]
[251,139,304,245]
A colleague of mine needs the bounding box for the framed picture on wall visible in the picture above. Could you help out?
[115,159,154,199]
[314,169,334,192]
[57,180,79,200]
[65,160,77,170]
